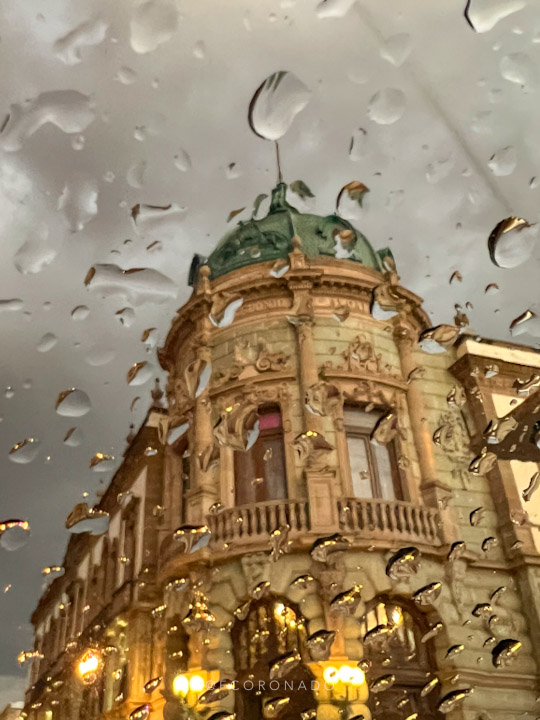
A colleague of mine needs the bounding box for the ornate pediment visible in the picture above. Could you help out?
[213,337,290,387]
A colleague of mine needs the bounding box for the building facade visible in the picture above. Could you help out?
[23,184,540,720]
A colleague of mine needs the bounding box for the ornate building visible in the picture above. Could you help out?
[23,184,540,720]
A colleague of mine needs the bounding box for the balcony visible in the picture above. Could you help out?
[160,497,444,572]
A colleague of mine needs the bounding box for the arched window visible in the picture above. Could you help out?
[232,596,316,720]
[234,405,287,505]
[344,406,403,500]
[360,596,440,720]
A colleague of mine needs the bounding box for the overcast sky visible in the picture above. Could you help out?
[1,0,539,706]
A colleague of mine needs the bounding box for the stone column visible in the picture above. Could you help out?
[186,314,217,524]
[394,324,456,542]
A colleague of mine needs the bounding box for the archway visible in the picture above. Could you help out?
[232,595,317,720]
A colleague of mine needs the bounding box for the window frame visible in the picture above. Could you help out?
[344,405,405,501]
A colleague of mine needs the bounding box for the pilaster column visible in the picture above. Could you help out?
[394,324,456,542]
[187,314,217,524]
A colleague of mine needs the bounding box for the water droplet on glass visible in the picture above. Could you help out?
[248,71,311,141]
[0,519,31,551]
[437,689,474,714]
[193,40,206,59]
[127,361,155,386]
[492,638,522,667]
[127,161,147,188]
[55,389,91,417]
[130,0,179,54]
[0,90,95,151]
[413,581,442,606]
[173,149,191,172]
[71,305,90,321]
[380,33,411,66]
[116,66,138,85]
[64,427,84,447]
[9,438,41,464]
[464,0,525,32]
[0,299,23,313]
[316,0,357,19]
[85,264,177,305]
[53,18,108,65]
[116,307,136,327]
[89,452,115,472]
[58,175,98,232]
[487,146,517,176]
[386,546,421,580]
[37,333,58,353]
[367,88,406,125]
[500,52,537,90]
[370,674,396,693]
[14,226,58,275]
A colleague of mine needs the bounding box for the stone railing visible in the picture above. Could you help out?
[337,497,442,546]
[205,497,443,550]
[207,499,311,547]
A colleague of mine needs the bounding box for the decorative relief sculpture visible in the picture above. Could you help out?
[435,409,473,489]
[305,381,341,416]
[213,337,290,386]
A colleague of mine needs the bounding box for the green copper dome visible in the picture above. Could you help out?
[189,183,392,285]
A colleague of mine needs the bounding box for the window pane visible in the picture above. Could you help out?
[346,435,373,497]
[373,444,396,500]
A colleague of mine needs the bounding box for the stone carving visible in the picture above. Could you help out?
[436,409,472,489]
[342,380,396,408]
[343,335,383,373]
[213,337,290,386]
[241,552,270,590]
[213,401,259,452]
[305,381,341,416]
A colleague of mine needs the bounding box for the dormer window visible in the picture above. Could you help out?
[344,407,403,500]
[234,406,287,505]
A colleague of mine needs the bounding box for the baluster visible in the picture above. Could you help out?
[348,502,359,531]
[396,504,406,535]
[360,500,369,531]
[258,504,268,536]
[278,502,288,529]
[298,501,309,531]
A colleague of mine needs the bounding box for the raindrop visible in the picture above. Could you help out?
[85,346,116,367]
[143,677,162,694]
[500,53,537,90]
[0,520,31,551]
[131,202,187,241]
[380,33,411,67]
[198,681,235,705]
[58,175,98,232]
[127,362,155,386]
[55,389,92,417]
[421,677,439,697]
[316,0,357,19]
[173,149,191,172]
[209,296,243,327]
[37,333,58,353]
[464,0,525,32]
[54,18,108,64]
[71,305,90,321]
[173,524,211,553]
[9,438,41,464]
[487,146,517,176]
[437,689,474,714]
[4,387,15,399]
[310,533,351,563]
[367,88,406,125]
[522,472,540,502]
[413,582,442,605]
[329,585,362,616]
[0,299,23,312]
[116,67,137,85]
[116,307,136,327]
[130,0,179,54]
[0,90,96,151]
[306,630,335,660]
[349,127,367,161]
[129,705,149,720]
[85,264,177,305]
[64,427,84,447]
[248,71,311,141]
[447,541,466,562]
[370,674,395,693]
[469,507,485,526]
[426,154,455,183]
[422,622,444,643]
[127,161,147,188]
[488,217,538,268]
[419,325,460,354]
[263,697,290,719]
[270,259,289,278]
[386,547,421,580]
[14,226,58,275]
[492,638,522,667]
[71,134,85,150]
[89,452,115,472]
[269,652,301,681]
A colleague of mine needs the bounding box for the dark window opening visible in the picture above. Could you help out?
[234,406,287,505]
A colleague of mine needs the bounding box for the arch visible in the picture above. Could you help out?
[231,594,316,720]
[359,595,441,720]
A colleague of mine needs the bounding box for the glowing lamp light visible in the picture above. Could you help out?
[338,665,354,684]
[189,674,205,692]
[323,666,339,685]
[77,650,100,684]
[348,667,365,686]
[172,674,189,697]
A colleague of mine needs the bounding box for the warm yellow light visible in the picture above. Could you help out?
[348,667,365,686]
[391,607,403,625]
[77,650,99,678]
[189,674,205,692]
[338,665,353,684]
[172,675,189,697]
[323,666,338,684]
